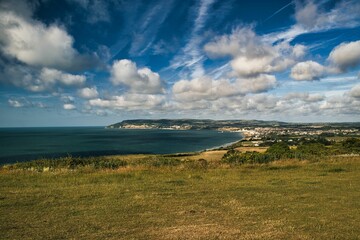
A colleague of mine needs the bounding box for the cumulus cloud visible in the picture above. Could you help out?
[63,103,76,110]
[294,1,319,29]
[290,61,326,81]
[89,94,166,110]
[264,0,360,46]
[27,68,86,92]
[110,59,165,94]
[40,68,85,86]
[0,12,74,69]
[167,87,360,121]
[349,84,360,98]
[8,97,47,108]
[319,95,360,116]
[237,74,277,93]
[204,27,306,77]
[172,77,233,102]
[172,74,276,102]
[8,99,25,108]
[284,92,324,102]
[78,87,99,99]
[0,64,86,92]
[328,40,360,72]
[295,0,360,31]
[0,0,36,21]
[0,9,99,71]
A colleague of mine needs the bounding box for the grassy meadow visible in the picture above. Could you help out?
[1,150,359,239]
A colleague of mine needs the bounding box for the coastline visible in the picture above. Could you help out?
[205,132,244,151]
[0,128,242,164]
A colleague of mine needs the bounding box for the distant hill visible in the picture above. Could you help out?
[106,119,291,130]
[106,119,360,131]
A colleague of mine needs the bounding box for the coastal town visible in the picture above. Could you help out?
[224,126,360,139]
[107,119,360,148]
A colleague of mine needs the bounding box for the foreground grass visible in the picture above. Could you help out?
[1,156,359,239]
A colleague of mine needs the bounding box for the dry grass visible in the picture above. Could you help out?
[235,146,268,153]
[1,156,359,239]
[180,150,228,161]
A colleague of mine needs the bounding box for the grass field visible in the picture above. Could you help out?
[1,154,359,239]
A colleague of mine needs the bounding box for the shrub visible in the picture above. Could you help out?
[150,157,181,167]
[341,138,360,153]
[13,156,127,171]
[222,149,243,164]
[94,158,127,169]
[295,143,328,159]
[266,142,293,160]
[222,149,272,164]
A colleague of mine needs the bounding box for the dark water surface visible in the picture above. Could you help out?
[0,127,242,164]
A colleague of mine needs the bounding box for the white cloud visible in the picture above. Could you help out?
[172,77,233,102]
[8,99,25,108]
[8,97,47,108]
[40,68,86,86]
[205,27,270,59]
[63,103,76,110]
[292,44,307,59]
[89,93,165,110]
[230,56,273,78]
[290,61,326,81]
[0,0,36,19]
[0,65,86,92]
[264,0,360,44]
[294,1,318,29]
[110,59,165,94]
[295,0,360,31]
[237,74,277,94]
[328,40,360,72]
[204,27,305,77]
[0,12,75,69]
[0,10,99,71]
[61,95,75,104]
[319,95,360,116]
[349,84,360,98]
[26,68,86,92]
[78,87,99,99]
[172,74,276,102]
[284,92,324,102]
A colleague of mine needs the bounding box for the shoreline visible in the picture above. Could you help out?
[205,132,244,151]
[0,130,244,165]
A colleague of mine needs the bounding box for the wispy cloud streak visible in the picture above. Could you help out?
[169,0,216,79]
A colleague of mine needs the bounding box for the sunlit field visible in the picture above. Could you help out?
[1,152,359,239]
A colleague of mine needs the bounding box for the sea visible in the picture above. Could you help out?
[0,127,242,164]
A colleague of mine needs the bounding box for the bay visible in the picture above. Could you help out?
[0,127,242,164]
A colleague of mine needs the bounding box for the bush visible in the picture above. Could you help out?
[341,138,360,153]
[94,158,127,169]
[222,149,243,164]
[295,143,328,159]
[266,142,293,160]
[13,156,127,171]
[222,149,272,164]
[139,156,181,167]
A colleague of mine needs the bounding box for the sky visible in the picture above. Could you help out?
[0,0,360,127]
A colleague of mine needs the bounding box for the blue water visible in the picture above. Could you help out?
[0,127,242,164]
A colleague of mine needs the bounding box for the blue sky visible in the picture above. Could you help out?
[0,0,360,127]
